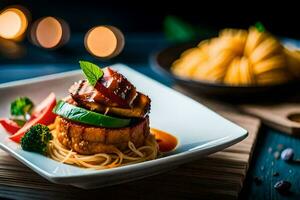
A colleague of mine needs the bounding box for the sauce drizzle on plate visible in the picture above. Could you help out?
[151,128,177,152]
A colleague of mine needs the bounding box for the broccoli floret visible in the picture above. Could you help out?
[21,124,53,155]
[11,97,34,119]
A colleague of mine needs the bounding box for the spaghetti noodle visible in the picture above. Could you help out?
[47,119,159,170]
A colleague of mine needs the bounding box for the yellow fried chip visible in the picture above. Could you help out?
[253,55,286,75]
[224,57,241,85]
[249,37,282,64]
[239,57,255,85]
[244,27,266,56]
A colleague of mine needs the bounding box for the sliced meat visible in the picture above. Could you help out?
[56,116,150,155]
[69,79,117,107]
[69,68,137,108]
[69,80,150,118]
[75,92,150,118]
[101,67,137,106]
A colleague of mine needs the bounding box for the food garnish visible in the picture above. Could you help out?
[10,97,34,120]
[0,118,20,134]
[9,93,57,143]
[79,60,104,86]
[21,124,52,155]
[0,97,34,134]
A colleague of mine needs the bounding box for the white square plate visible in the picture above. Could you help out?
[0,64,248,189]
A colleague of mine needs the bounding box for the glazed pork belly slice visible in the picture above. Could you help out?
[69,80,151,118]
[100,67,138,107]
[69,80,116,107]
[69,66,139,108]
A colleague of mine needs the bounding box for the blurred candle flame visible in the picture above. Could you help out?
[0,6,29,41]
[84,26,124,59]
[30,16,70,49]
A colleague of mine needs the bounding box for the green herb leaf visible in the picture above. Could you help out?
[79,61,104,86]
[255,21,265,32]
[10,97,34,118]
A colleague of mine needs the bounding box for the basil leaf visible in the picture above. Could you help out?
[79,61,104,86]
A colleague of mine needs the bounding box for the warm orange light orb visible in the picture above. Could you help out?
[0,11,21,39]
[36,17,63,48]
[0,7,28,40]
[85,26,124,59]
[30,16,70,49]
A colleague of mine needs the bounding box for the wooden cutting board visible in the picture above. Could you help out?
[0,87,261,200]
[240,103,300,135]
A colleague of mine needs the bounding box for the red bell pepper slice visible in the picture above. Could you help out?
[9,93,57,143]
[31,92,56,117]
[0,118,20,134]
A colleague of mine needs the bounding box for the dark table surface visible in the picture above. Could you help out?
[0,33,300,199]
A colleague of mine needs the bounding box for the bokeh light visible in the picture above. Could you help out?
[36,17,62,48]
[0,37,26,59]
[84,26,124,59]
[30,16,70,49]
[0,6,29,40]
